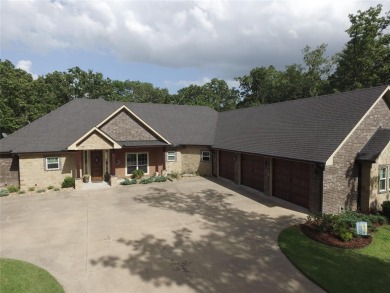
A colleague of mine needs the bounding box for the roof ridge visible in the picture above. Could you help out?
[222,84,389,114]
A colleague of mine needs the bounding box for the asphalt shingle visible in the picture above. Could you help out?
[357,128,390,162]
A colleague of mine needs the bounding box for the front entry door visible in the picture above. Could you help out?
[90,150,103,182]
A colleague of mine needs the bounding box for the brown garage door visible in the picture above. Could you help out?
[241,154,265,192]
[273,159,310,208]
[219,151,235,181]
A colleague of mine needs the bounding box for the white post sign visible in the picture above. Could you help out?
[356,221,368,236]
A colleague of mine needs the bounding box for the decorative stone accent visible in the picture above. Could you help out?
[75,178,83,190]
[110,175,118,187]
[100,110,157,141]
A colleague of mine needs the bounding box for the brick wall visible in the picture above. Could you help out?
[323,97,390,213]
[19,153,76,189]
[0,154,19,187]
[101,111,156,141]
[112,147,164,178]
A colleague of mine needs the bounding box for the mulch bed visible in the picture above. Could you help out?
[300,223,372,249]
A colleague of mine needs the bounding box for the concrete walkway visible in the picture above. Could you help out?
[0,178,323,293]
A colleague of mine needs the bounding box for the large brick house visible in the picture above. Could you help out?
[1,85,389,213]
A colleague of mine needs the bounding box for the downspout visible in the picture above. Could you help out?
[357,161,362,212]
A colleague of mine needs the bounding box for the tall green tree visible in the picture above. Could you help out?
[0,60,38,134]
[174,78,239,111]
[329,5,390,91]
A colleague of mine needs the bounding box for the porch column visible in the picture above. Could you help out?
[111,150,116,176]
[76,151,82,178]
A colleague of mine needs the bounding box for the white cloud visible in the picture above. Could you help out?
[15,60,38,79]
[3,0,389,75]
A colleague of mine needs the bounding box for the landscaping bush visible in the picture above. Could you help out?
[120,178,137,185]
[54,188,60,191]
[132,169,144,179]
[28,187,35,192]
[61,176,75,188]
[0,189,9,197]
[381,201,390,220]
[169,172,180,179]
[153,176,167,182]
[7,185,19,193]
[139,177,154,184]
[306,211,387,242]
[37,189,46,193]
[18,190,25,195]
[47,185,54,190]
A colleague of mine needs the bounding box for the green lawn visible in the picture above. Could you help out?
[0,258,64,293]
[278,225,390,293]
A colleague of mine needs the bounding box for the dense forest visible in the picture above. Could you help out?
[1,5,389,135]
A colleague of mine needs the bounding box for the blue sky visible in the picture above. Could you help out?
[2,0,389,93]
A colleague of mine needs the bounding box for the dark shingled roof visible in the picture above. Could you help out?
[0,99,218,153]
[357,128,390,162]
[213,85,389,163]
[0,85,388,162]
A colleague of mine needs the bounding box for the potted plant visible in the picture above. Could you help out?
[83,174,90,183]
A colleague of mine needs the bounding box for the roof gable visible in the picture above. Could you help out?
[68,128,121,150]
[98,106,170,144]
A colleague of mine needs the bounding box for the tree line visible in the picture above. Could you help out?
[1,5,389,135]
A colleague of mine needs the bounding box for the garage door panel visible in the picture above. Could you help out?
[273,159,310,208]
[219,151,235,181]
[241,154,264,192]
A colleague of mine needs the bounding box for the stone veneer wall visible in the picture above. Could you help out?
[0,154,19,187]
[165,148,182,174]
[101,111,156,141]
[368,142,390,210]
[181,146,212,176]
[323,96,390,213]
[19,153,76,189]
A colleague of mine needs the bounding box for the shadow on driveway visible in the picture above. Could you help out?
[90,186,320,293]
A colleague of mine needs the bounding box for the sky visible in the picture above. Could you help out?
[1,0,389,93]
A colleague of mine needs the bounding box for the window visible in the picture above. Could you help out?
[201,151,211,162]
[167,151,176,162]
[126,153,148,175]
[46,157,59,170]
[379,166,388,192]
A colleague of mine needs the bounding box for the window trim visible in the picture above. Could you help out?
[45,157,60,171]
[167,150,176,162]
[201,151,211,162]
[379,165,388,193]
[126,152,149,175]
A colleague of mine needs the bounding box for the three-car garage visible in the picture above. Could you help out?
[218,150,312,210]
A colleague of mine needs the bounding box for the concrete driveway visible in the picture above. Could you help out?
[0,178,323,293]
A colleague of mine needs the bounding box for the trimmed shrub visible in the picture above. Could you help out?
[153,176,167,182]
[18,190,25,195]
[61,176,75,188]
[132,169,144,179]
[37,189,46,193]
[0,189,9,197]
[28,187,35,192]
[47,185,54,190]
[54,188,60,191]
[120,178,137,185]
[7,185,19,193]
[382,201,390,220]
[169,172,180,179]
[139,177,154,184]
